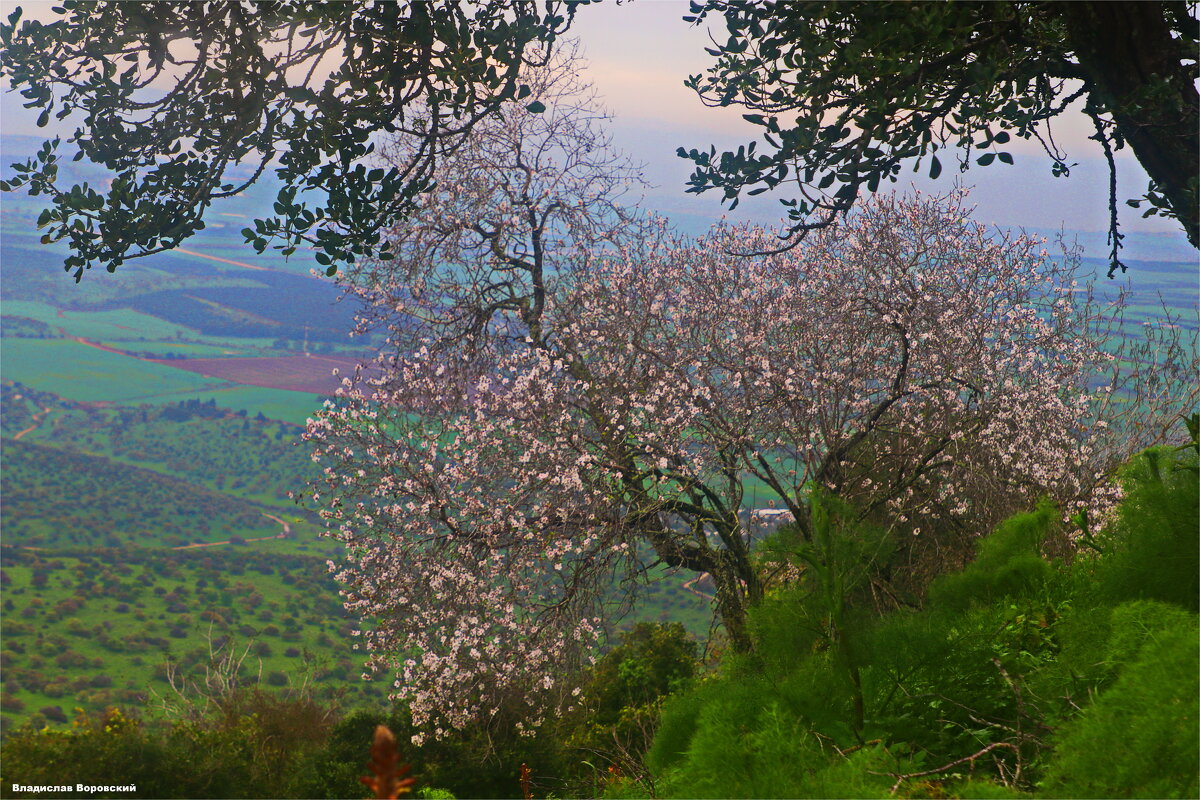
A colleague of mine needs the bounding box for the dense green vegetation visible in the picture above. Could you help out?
[643,441,1198,799]
[0,545,387,738]
[2,386,317,505]
[1,438,282,548]
[2,440,1194,799]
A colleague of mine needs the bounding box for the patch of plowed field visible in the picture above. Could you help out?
[151,354,366,394]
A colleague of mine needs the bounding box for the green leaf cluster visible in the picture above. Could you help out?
[0,1,579,280]
[680,1,1199,255]
[0,694,335,799]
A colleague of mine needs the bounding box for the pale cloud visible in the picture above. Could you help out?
[582,60,764,141]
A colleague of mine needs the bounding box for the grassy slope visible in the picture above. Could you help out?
[4,390,318,505]
[0,546,389,733]
[1,438,283,548]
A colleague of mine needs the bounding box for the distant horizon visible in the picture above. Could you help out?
[1,130,1195,269]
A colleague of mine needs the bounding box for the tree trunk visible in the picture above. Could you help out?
[642,511,763,654]
[1059,1,1199,247]
[712,557,755,653]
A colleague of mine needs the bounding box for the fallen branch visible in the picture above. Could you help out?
[869,741,1020,795]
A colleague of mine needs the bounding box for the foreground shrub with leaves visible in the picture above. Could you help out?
[642,441,1199,799]
[0,692,555,799]
[0,694,334,799]
[0,621,697,799]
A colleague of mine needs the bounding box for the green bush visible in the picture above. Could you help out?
[294,705,568,799]
[1106,599,1195,666]
[1088,445,1199,612]
[644,446,1199,798]
[928,499,1057,612]
[0,710,175,800]
[0,692,335,799]
[651,677,831,798]
[557,622,699,794]
[1040,614,1199,798]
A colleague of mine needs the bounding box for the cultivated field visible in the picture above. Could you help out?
[154,354,366,395]
[0,339,222,402]
[159,385,325,425]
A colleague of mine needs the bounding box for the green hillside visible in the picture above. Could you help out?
[0,545,388,736]
[1,438,282,548]
[3,387,317,505]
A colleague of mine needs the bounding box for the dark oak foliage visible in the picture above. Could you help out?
[0,0,579,280]
[680,1,1199,269]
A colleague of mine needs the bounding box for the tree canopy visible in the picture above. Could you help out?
[680,1,1199,271]
[305,55,1195,734]
[0,0,579,281]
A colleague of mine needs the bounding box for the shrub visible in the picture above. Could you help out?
[1106,599,1195,666]
[643,497,1080,795]
[559,623,700,793]
[38,706,68,724]
[928,498,1057,612]
[1,693,337,800]
[644,438,1199,798]
[290,698,575,799]
[1088,445,1199,612]
[1040,614,1199,798]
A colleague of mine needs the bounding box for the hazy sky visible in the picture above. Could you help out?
[0,0,1189,246]
[570,1,1180,240]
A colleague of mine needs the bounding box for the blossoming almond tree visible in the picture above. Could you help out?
[308,53,651,738]
[306,62,1196,737]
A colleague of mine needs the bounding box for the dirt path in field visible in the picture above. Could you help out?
[174,246,274,272]
[261,513,292,537]
[171,512,291,550]
[60,330,142,358]
[12,404,52,441]
[56,326,153,360]
[19,511,292,553]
